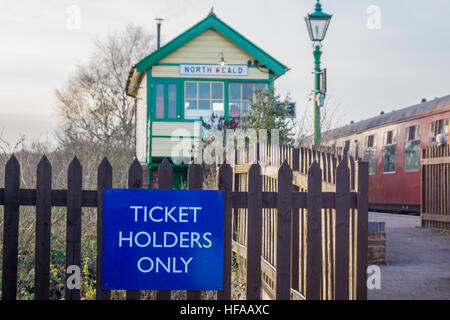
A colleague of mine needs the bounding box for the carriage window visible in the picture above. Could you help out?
[383,130,396,173]
[404,141,420,171]
[365,134,375,148]
[430,119,445,136]
[404,125,420,171]
[406,125,420,141]
[364,149,376,175]
[430,119,448,147]
[383,145,396,173]
[364,134,376,174]
[384,130,396,145]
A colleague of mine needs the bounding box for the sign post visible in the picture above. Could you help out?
[102,189,224,291]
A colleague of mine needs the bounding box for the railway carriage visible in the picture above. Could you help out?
[322,95,450,213]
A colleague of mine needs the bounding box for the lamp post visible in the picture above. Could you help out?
[305,0,332,146]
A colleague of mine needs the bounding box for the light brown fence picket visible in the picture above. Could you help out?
[421,145,450,231]
[231,143,369,300]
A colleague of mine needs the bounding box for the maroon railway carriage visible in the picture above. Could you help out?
[322,95,450,214]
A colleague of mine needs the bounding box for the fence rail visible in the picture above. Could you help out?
[1,144,369,300]
[235,143,355,191]
[421,145,450,231]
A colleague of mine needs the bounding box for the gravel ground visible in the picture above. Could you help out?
[368,212,450,300]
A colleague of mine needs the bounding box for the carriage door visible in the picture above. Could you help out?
[152,80,181,120]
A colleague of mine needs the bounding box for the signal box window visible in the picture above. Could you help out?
[364,134,376,175]
[185,81,224,121]
[404,125,421,171]
[229,82,267,122]
[383,130,397,173]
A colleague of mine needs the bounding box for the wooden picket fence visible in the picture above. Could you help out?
[421,145,450,231]
[0,145,369,300]
[231,143,368,300]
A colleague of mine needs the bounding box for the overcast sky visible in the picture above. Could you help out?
[1,0,450,147]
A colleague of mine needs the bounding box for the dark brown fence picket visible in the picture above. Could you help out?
[291,150,300,293]
[126,158,143,301]
[96,158,112,300]
[65,157,82,300]
[276,161,293,300]
[35,156,52,300]
[356,160,369,300]
[306,161,322,300]
[187,163,203,300]
[246,163,262,300]
[217,162,233,300]
[2,155,20,300]
[335,159,350,300]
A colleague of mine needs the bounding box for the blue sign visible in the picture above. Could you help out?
[102,189,224,291]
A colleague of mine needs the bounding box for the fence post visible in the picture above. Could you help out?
[96,158,112,300]
[356,160,369,300]
[2,155,20,300]
[306,161,322,300]
[187,163,203,300]
[335,159,350,300]
[276,161,293,300]
[65,157,82,300]
[35,155,52,300]
[126,158,143,301]
[157,158,173,300]
[217,162,233,300]
[291,149,300,292]
[247,163,262,299]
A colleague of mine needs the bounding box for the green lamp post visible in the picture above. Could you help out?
[305,0,332,146]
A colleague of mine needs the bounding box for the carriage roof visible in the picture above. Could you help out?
[323,94,450,139]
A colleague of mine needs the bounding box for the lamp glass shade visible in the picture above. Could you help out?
[305,10,332,42]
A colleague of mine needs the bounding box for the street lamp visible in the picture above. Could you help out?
[305,0,332,146]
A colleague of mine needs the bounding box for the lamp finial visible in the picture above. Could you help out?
[315,0,322,12]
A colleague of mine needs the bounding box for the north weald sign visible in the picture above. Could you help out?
[102,189,225,291]
[179,64,248,76]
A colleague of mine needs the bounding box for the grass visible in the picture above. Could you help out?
[430,228,450,236]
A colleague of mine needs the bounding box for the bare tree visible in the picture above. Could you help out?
[296,95,344,147]
[55,24,155,186]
